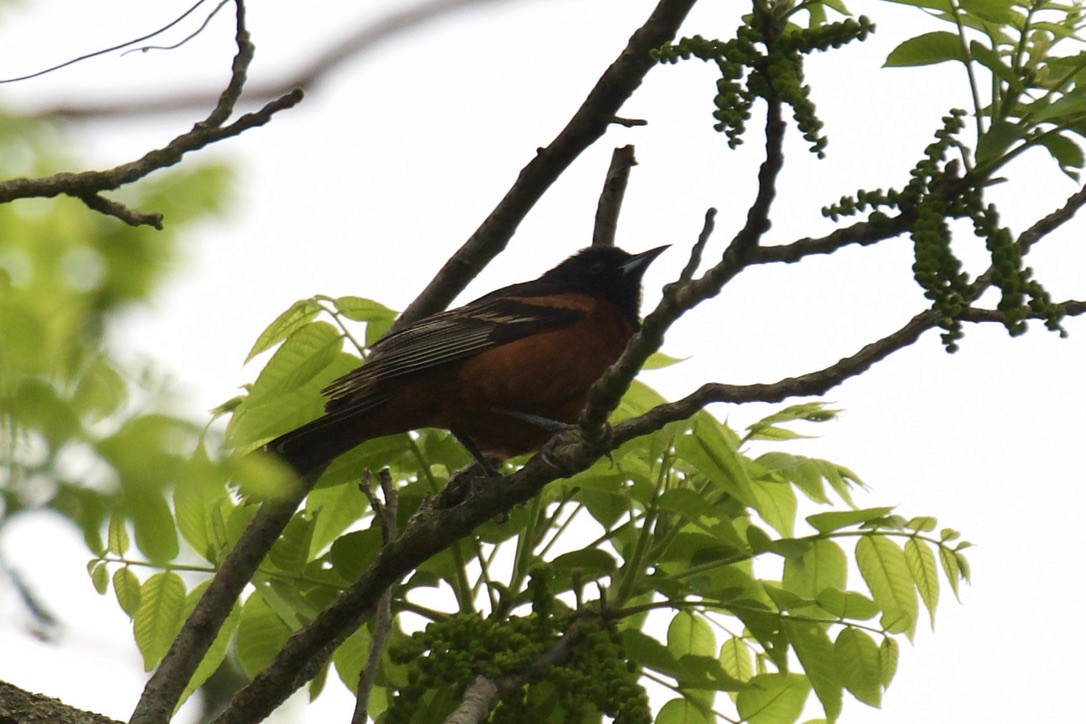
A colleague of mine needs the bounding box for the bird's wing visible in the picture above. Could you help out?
[321,293,587,412]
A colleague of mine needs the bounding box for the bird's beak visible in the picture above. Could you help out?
[621,245,669,276]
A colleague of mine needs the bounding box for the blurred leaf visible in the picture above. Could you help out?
[112,567,142,618]
[88,560,109,595]
[127,490,179,564]
[107,512,130,556]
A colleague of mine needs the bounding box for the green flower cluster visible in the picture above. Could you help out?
[822,108,1066,350]
[651,13,874,157]
[385,567,649,721]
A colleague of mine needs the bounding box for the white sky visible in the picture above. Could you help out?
[1,1,1084,722]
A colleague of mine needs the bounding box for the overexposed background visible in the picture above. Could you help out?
[1,1,1083,721]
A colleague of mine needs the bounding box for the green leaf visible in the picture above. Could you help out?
[675,423,758,508]
[623,629,679,676]
[246,298,322,362]
[88,560,109,595]
[904,516,937,532]
[333,625,373,692]
[879,636,900,687]
[815,588,879,620]
[268,515,316,574]
[976,121,1023,164]
[968,40,1023,91]
[939,545,962,600]
[133,572,186,671]
[905,538,940,627]
[236,591,293,678]
[834,628,882,707]
[960,0,1016,24]
[1038,133,1085,179]
[243,321,345,406]
[806,507,895,534]
[736,673,810,724]
[752,482,797,538]
[719,637,753,683]
[642,351,688,370]
[885,31,967,67]
[331,295,395,323]
[174,444,231,562]
[656,698,712,724]
[784,620,842,721]
[855,536,917,636]
[107,512,130,556]
[180,591,242,708]
[128,491,179,564]
[550,547,617,579]
[668,611,716,658]
[783,539,847,599]
[306,482,371,557]
[112,567,142,618]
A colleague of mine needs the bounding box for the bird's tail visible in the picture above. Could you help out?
[265,404,385,476]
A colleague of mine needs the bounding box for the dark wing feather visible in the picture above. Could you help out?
[321,294,585,413]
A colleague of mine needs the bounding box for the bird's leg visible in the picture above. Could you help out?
[452,431,502,477]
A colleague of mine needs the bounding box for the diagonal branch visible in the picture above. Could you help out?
[392,0,699,331]
[613,297,1086,445]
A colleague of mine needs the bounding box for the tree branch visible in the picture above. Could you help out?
[1017,182,1086,252]
[392,0,699,331]
[612,297,1086,445]
[592,145,637,248]
[0,1,302,229]
[0,679,121,724]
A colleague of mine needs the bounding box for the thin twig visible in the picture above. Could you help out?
[0,0,218,84]
[0,0,302,229]
[679,208,715,282]
[353,470,399,724]
[39,0,520,119]
[592,145,637,248]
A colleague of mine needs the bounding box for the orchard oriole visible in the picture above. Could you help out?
[268,244,667,475]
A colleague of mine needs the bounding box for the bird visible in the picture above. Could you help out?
[267,244,668,476]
